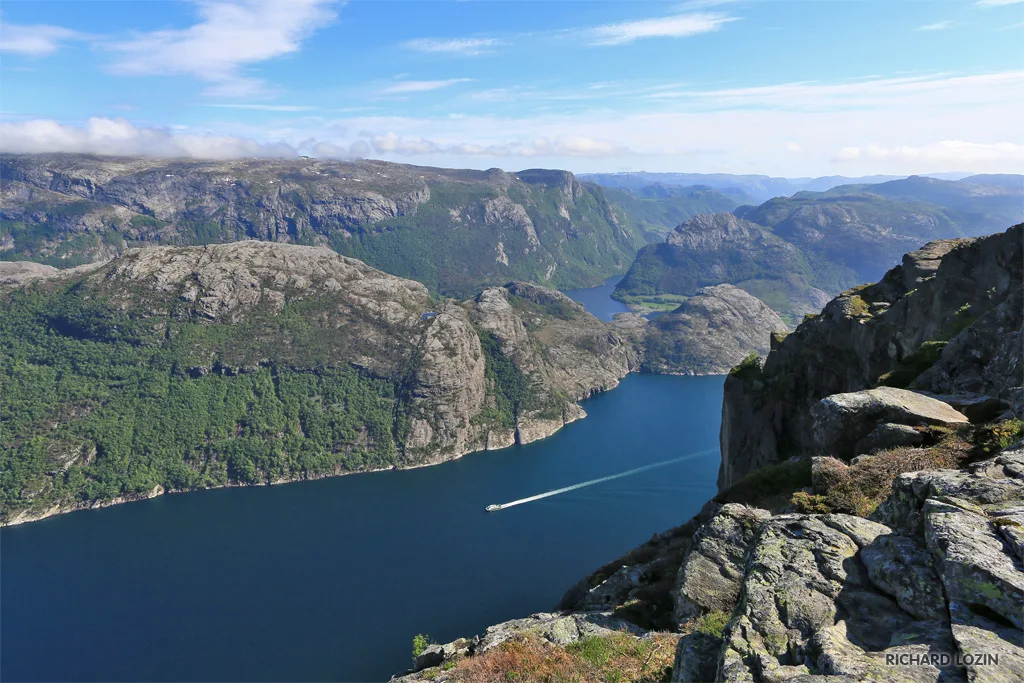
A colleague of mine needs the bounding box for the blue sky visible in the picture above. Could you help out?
[1,0,1021,175]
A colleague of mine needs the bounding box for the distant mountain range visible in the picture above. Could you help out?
[581,171,976,204]
[614,174,1023,324]
[0,154,643,298]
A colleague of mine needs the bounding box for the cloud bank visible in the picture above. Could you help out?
[106,0,339,97]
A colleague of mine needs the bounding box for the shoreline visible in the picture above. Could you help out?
[0,395,596,528]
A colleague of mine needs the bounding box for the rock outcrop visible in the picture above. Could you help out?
[392,226,1023,683]
[720,225,1022,490]
[0,242,637,525]
[643,285,789,375]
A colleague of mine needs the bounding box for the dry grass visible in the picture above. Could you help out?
[441,633,678,683]
[808,439,970,517]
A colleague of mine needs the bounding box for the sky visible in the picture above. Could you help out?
[0,0,1022,176]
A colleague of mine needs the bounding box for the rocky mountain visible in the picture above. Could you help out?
[393,224,1023,683]
[0,154,643,297]
[615,213,831,324]
[615,177,1022,324]
[642,285,789,375]
[0,242,639,525]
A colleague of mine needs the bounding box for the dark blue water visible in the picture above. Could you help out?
[562,276,632,321]
[0,374,723,682]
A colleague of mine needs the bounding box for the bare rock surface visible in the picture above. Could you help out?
[643,285,789,375]
[720,225,1022,490]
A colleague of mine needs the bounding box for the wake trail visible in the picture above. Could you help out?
[490,448,718,511]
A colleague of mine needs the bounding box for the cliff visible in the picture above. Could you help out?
[393,225,1024,683]
[0,242,637,525]
[0,154,642,297]
[720,224,1022,490]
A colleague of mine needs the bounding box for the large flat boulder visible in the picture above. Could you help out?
[811,387,968,459]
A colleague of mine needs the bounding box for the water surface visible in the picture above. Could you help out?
[562,275,632,321]
[1,374,723,682]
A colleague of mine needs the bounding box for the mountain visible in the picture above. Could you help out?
[0,242,639,525]
[601,184,749,242]
[641,285,789,375]
[615,213,833,325]
[579,171,963,203]
[615,176,1023,323]
[394,225,1024,683]
[0,154,643,298]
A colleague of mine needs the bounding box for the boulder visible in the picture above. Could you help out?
[671,631,721,683]
[913,391,1010,424]
[673,504,771,625]
[811,387,968,459]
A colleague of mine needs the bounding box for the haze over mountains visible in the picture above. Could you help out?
[615,173,1023,324]
[580,171,976,204]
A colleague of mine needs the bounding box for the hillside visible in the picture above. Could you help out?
[615,176,1022,323]
[394,225,1024,683]
[0,154,643,298]
[0,242,639,525]
[601,184,748,242]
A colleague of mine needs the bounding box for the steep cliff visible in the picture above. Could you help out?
[720,224,1022,490]
[0,242,637,525]
[0,154,642,296]
[393,225,1024,683]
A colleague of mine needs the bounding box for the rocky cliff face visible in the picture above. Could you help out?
[643,285,789,375]
[0,242,636,525]
[720,224,1022,490]
[0,154,641,296]
[393,225,1023,683]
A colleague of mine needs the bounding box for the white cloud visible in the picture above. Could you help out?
[0,23,84,55]
[590,12,736,46]
[644,70,1024,111]
[105,0,338,97]
[0,117,300,158]
[3,67,1022,176]
[833,141,1024,167]
[402,38,500,55]
[916,21,953,31]
[381,79,473,94]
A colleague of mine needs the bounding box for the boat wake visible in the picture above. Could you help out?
[485,448,717,512]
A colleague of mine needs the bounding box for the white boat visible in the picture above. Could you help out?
[485,504,502,512]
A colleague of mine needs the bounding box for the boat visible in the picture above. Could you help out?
[485,504,502,512]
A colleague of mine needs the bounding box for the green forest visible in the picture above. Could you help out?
[0,281,531,521]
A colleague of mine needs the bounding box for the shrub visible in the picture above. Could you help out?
[444,632,678,683]
[729,352,763,381]
[876,341,947,389]
[412,634,432,659]
[813,440,969,517]
[716,458,813,512]
[790,491,830,514]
